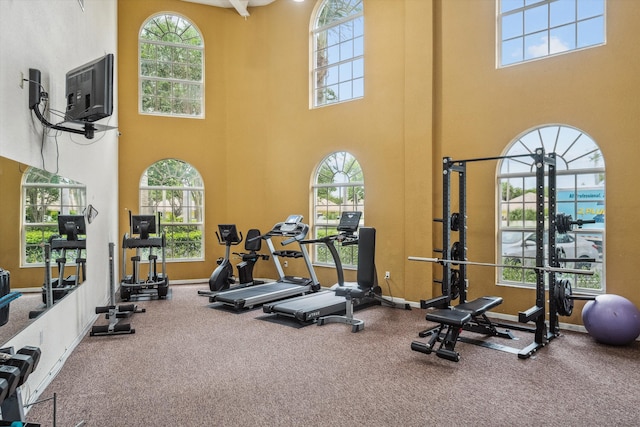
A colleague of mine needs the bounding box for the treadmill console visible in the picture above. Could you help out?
[281,215,304,232]
[337,211,362,234]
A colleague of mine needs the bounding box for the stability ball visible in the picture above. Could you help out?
[582,294,640,346]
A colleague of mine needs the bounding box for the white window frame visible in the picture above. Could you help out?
[311,151,364,268]
[139,13,204,118]
[498,0,606,67]
[139,159,205,261]
[498,124,605,292]
[311,0,364,108]
[21,168,86,266]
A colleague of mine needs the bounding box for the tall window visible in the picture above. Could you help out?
[312,151,364,267]
[139,13,204,117]
[498,125,605,292]
[498,0,605,67]
[139,159,204,261]
[312,0,364,107]
[22,168,86,265]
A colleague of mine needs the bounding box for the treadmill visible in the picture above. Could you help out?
[211,215,321,310]
[262,212,369,323]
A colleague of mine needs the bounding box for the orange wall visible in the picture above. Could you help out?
[436,0,640,321]
[118,0,640,325]
[118,0,434,296]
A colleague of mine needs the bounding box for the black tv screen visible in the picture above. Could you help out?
[57,215,87,241]
[131,215,156,240]
[65,53,114,122]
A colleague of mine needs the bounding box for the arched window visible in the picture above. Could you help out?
[498,125,605,292]
[139,159,204,260]
[312,151,364,267]
[498,0,606,67]
[312,0,364,107]
[139,13,204,117]
[22,167,86,265]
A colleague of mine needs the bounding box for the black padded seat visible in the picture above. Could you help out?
[425,309,471,326]
[334,286,367,299]
[455,296,503,315]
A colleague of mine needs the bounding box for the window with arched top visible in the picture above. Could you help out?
[312,151,364,267]
[22,167,86,265]
[498,124,605,291]
[139,159,204,260]
[312,0,364,107]
[139,13,204,117]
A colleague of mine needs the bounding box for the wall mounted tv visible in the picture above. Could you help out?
[65,53,114,122]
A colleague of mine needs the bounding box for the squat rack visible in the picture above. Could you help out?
[432,147,564,358]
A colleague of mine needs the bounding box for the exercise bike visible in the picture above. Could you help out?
[199,225,269,298]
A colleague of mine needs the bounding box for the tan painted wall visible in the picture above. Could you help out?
[118,0,434,299]
[118,0,639,325]
[436,0,640,322]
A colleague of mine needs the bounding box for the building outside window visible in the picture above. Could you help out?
[498,124,605,292]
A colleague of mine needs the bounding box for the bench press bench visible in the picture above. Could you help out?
[411,296,503,362]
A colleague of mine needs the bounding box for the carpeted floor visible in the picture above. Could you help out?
[24,284,640,426]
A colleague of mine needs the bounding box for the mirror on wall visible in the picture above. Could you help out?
[0,156,87,346]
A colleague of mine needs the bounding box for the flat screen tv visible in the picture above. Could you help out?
[65,53,114,122]
[131,215,157,240]
[57,215,87,241]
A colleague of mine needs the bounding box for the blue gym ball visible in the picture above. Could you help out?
[582,294,640,346]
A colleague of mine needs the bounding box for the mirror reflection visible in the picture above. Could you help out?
[0,156,87,345]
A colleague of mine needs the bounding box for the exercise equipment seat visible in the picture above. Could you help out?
[413,296,503,362]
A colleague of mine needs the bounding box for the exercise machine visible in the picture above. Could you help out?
[198,226,269,298]
[120,213,169,301]
[264,213,410,330]
[40,215,87,304]
[91,242,145,336]
[211,215,320,310]
[409,149,595,361]
[262,211,365,323]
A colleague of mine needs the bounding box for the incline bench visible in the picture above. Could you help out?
[411,296,503,362]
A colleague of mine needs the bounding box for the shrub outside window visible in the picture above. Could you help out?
[312,151,364,268]
[22,167,86,266]
[139,159,204,261]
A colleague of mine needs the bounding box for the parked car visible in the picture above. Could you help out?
[502,231,600,268]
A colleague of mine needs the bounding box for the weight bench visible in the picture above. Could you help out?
[411,296,503,362]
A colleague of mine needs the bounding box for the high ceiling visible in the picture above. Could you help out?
[181,0,278,18]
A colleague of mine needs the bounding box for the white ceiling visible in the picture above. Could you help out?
[181,0,277,18]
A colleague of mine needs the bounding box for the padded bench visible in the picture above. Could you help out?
[412,296,504,362]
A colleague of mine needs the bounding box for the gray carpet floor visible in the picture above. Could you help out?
[24,284,640,426]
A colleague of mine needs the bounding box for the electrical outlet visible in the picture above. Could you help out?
[385,271,390,279]
[19,71,24,89]
[283,261,288,268]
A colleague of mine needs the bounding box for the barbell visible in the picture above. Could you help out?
[408,256,595,276]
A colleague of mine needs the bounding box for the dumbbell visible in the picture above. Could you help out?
[0,346,42,388]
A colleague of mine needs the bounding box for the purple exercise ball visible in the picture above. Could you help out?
[582,294,640,346]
